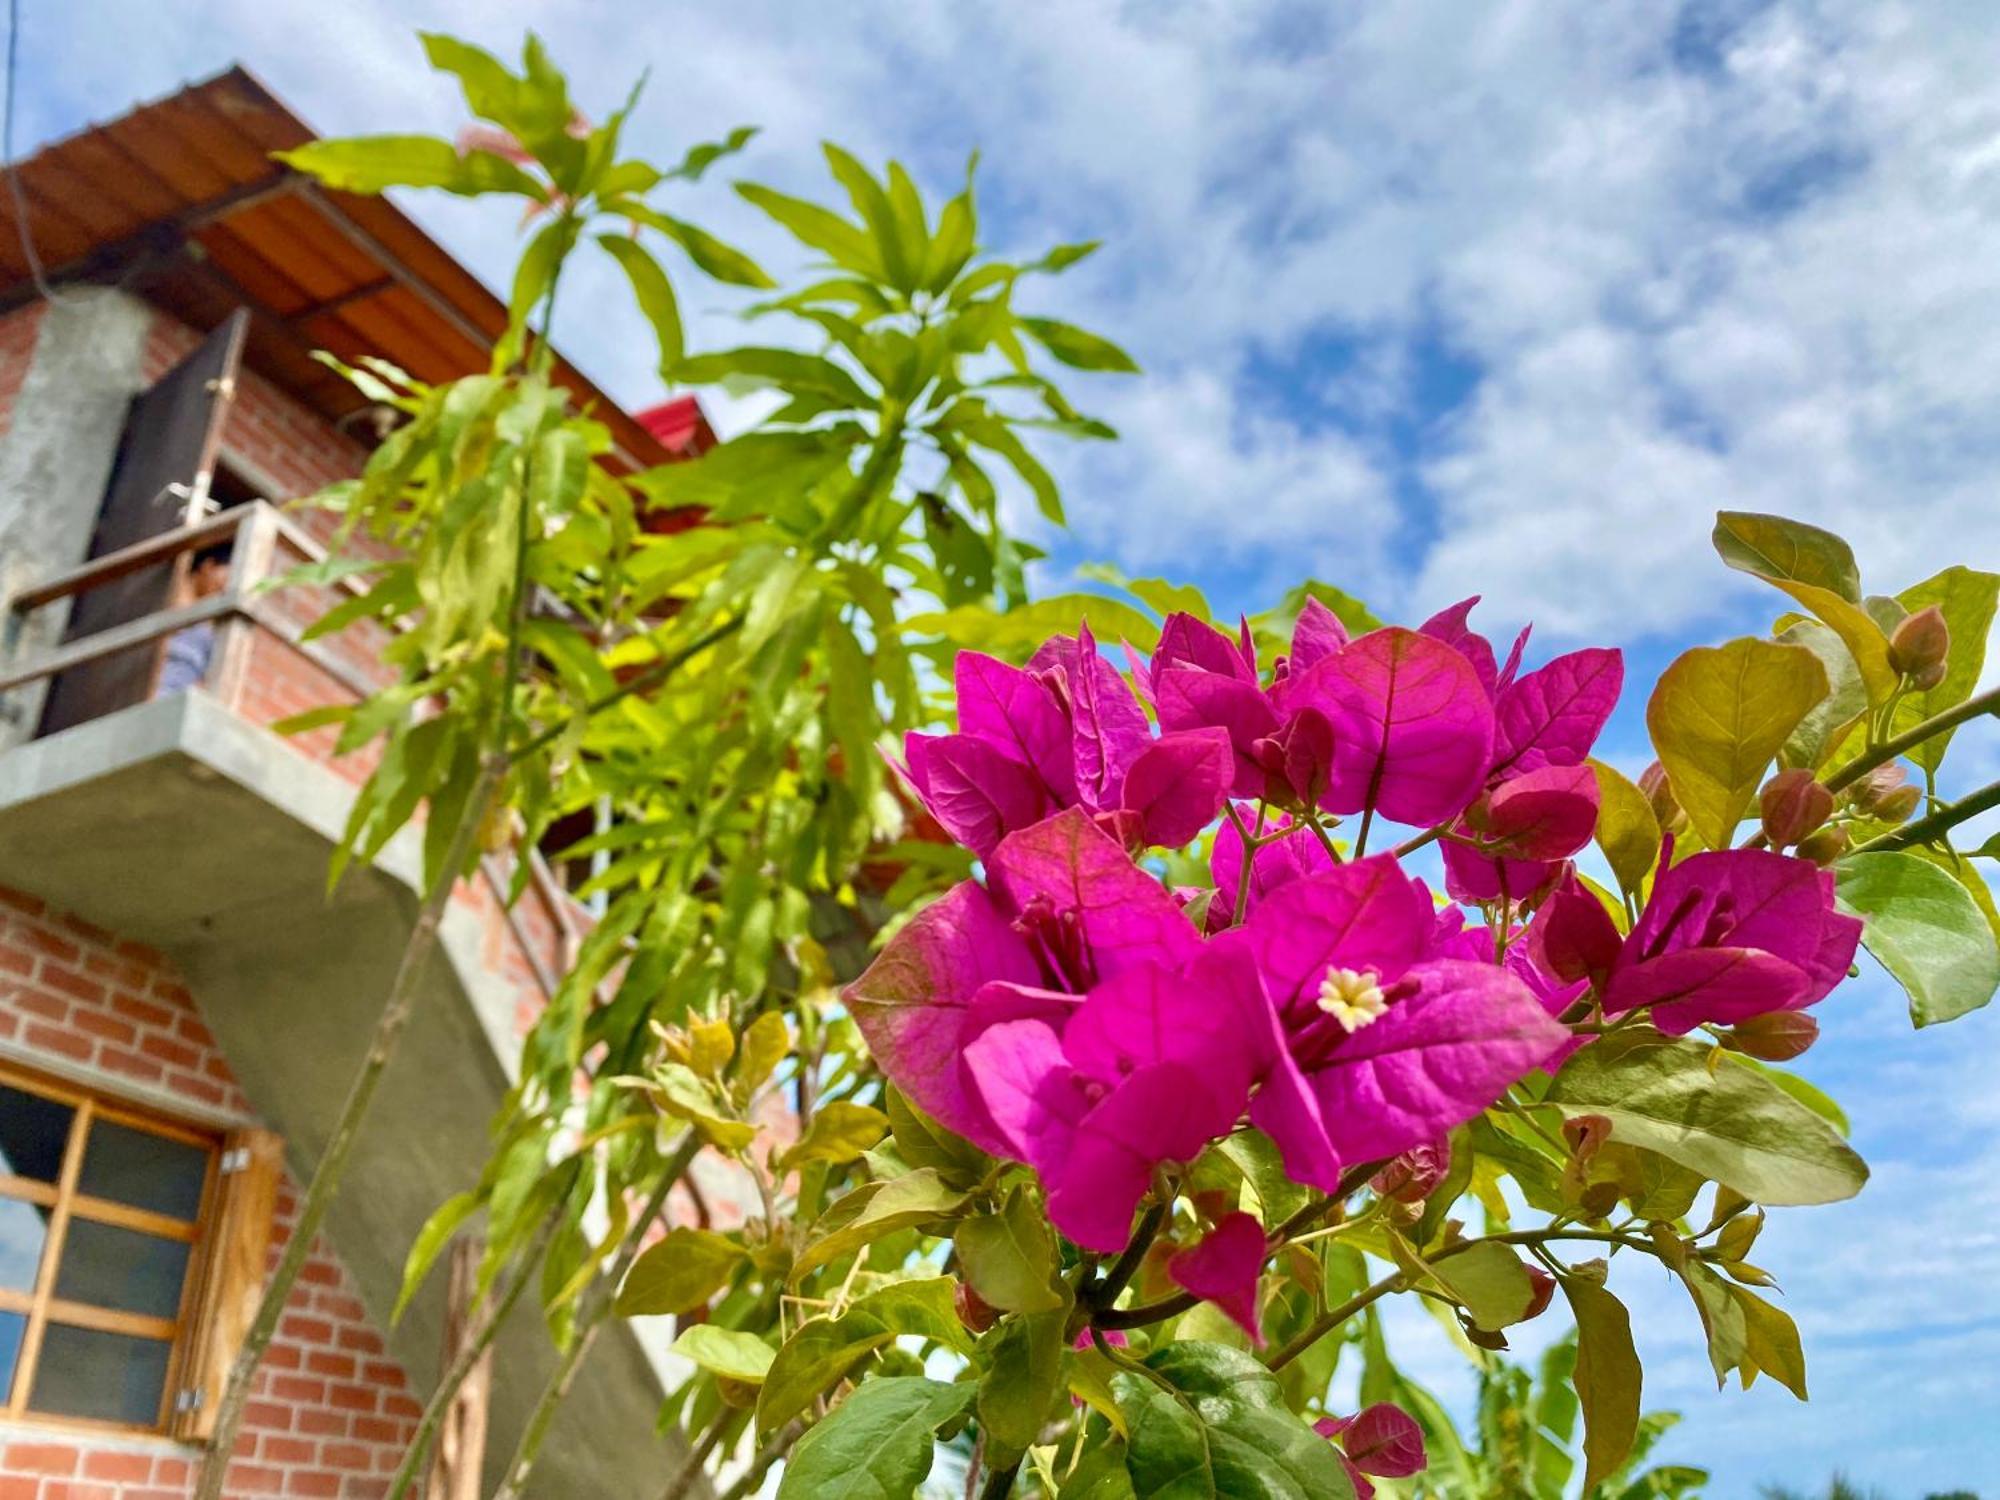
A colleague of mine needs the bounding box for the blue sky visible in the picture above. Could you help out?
[16,1,2000,1492]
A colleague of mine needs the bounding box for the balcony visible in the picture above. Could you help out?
[0,502,680,1493]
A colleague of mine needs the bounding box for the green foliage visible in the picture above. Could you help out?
[1837,852,2000,1025]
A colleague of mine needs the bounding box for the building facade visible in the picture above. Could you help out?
[0,69,713,1499]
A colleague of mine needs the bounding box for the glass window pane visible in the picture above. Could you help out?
[0,1196,50,1293]
[0,1084,74,1183]
[28,1323,170,1426]
[77,1120,208,1220]
[53,1219,192,1320]
[0,1310,22,1404]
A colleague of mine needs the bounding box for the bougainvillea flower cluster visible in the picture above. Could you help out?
[851,605,1865,1332]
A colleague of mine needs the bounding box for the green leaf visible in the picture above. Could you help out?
[775,1377,973,1500]
[393,1190,478,1323]
[1018,315,1141,373]
[670,1324,775,1383]
[791,1170,969,1281]
[1059,1445,1138,1500]
[1836,851,2000,1026]
[736,181,882,279]
[1560,1274,1641,1491]
[1731,1283,1808,1399]
[1891,565,2000,771]
[1777,618,1868,769]
[757,1311,896,1433]
[1712,512,1863,602]
[956,1188,1064,1314]
[1589,758,1661,899]
[647,1062,756,1150]
[1428,1241,1536,1331]
[1676,1259,1748,1388]
[1029,240,1103,274]
[884,1086,991,1186]
[673,347,874,410]
[616,1227,746,1316]
[598,235,684,374]
[665,124,759,183]
[1645,637,1828,849]
[733,1012,792,1103]
[822,144,913,291]
[1214,1130,1313,1227]
[777,1101,889,1171]
[904,594,1161,660]
[847,1276,973,1353]
[1114,1342,1356,1500]
[275,136,544,199]
[613,202,775,288]
[1546,1032,1867,1206]
[977,1307,1070,1452]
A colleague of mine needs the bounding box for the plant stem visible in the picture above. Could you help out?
[489,1131,701,1500]
[658,1408,737,1500]
[1264,1269,1405,1372]
[1853,778,2000,853]
[509,616,744,765]
[1353,806,1375,859]
[1087,1200,1167,1310]
[715,1421,803,1500]
[387,1209,562,1500]
[1391,823,1443,858]
[977,1455,1023,1500]
[194,755,506,1500]
[1825,685,2000,794]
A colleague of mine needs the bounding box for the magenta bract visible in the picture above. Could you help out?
[1166,1212,1268,1344]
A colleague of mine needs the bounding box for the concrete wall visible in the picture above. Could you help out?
[0,290,153,749]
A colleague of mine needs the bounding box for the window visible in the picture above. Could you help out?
[0,1062,280,1438]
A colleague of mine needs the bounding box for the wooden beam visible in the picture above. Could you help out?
[287,275,397,324]
[7,502,246,614]
[0,594,236,696]
[424,1236,494,1500]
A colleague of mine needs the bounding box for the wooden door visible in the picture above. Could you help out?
[37,310,248,736]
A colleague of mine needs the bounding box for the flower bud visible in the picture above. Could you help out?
[1532,879,1623,984]
[954,1280,1000,1335]
[1875,783,1922,823]
[1795,825,1849,866]
[1523,1264,1556,1321]
[1888,604,1949,679]
[1759,769,1833,849]
[1638,760,1680,826]
[1718,1010,1819,1061]
[1848,761,1909,817]
[1371,1139,1451,1203]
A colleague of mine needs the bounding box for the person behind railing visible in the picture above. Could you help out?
[155,544,232,697]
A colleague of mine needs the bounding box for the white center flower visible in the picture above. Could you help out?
[1316,966,1388,1033]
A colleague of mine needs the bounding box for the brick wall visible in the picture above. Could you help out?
[0,886,423,1500]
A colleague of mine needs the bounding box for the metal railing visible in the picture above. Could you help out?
[0,501,585,996]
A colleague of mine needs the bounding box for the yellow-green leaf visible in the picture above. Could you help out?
[1891,565,2000,771]
[1646,637,1827,850]
[1560,1273,1642,1490]
[671,1324,775,1383]
[1712,511,1863,601]
[617,1228,746,1316]
[777,1101,889,1172]
[1589,758,1659,899]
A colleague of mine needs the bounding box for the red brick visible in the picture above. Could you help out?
[259,1434,315,1464]
[4,1442,78,1475]
[110,990,174,1028]
[70,1008,136,1045]
[94,1045,165,1082]
[296,1408,347,1437]
[328,1383,378,1414]
[242,1398,293,1430]
[305,1350,357,1379]
[23,1021,90,1062]
[80,1450,151,1482]
[0,1479,37,1500]
[288,1472,341,1498]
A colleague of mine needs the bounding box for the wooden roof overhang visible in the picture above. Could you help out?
[0,66,676,472]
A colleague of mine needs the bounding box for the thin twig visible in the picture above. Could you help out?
[1824,685,2000,794]
[1852,778,2000,853]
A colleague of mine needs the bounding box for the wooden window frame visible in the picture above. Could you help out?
[0,1057,222,1437]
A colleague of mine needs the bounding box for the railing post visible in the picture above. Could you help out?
[208,501,280,713]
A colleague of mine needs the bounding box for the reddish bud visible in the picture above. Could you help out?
[1255,707,1337,812]
[1532,878,1624,984]
[1759,769,1834,849]
[1888,604,1949,678]
[1796,825,1850,866]
[1638,760,1677,822]
[954,1280,999,1335]
[1848,761,1909,816]
[1876,784,1922,823]
[1372,1139,1451,1204]
[1719,1010,1820,1061]
[1523,1264,1556,1321]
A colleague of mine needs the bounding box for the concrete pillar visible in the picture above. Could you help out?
[0,287,152,747]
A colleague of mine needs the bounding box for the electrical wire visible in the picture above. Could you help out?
[3,0,78,306]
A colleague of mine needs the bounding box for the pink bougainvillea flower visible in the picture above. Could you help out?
[901,731,1053,858]
[1489,646,1624,780]
[1115,728,1236,849]
[1288,628,1497,827]
[1526,874,1624,989]
[844,810,1197,1154]
[1601,846,1861,1035]
[1316,1403,1428,1499]
[1150,613,1281,797]
[962,947,1264,1251]
[1288,597,1351,675]
[956,650,1079,805]
[1420,596,1526,700]
[1166,1212,1268,1344]
[1231,856,1570,1185]
[1251,705,1337,812]
[1207,804,1336,927]
[1440,763,1601,905]
[1030,620,1151,810]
